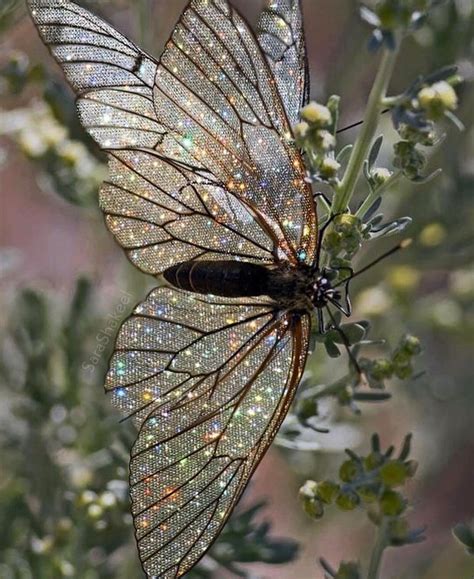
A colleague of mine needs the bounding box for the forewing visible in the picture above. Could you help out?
[28,0,278,271]
[153,0,317,264]
[28,0,161,149]
[105,287,310,577]
[258,0,310,126]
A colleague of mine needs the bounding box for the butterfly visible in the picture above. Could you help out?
[28,0,351,576]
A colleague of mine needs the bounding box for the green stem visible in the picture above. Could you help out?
[333,47,400,214]
[138,0,153,52]
[309,374,352,401]
[367,519,389,579]
[355,171,403,219]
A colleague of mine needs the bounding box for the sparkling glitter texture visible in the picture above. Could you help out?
[28,0,316,577]
[258,0,310,127]
[107,288,310,576]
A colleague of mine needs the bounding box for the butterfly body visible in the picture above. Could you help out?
[163,260,273,298]
[164,260,341,314]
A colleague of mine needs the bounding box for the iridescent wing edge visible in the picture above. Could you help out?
[258,0,310,126]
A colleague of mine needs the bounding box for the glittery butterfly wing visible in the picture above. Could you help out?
[28,1,316,576]
[152,0,317,265]
[258,0,310,126]
[106,287,310,577]
[28,0,317,272]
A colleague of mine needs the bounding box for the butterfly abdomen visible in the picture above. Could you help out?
[163,260,273,298]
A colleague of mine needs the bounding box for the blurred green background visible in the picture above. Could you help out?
[0,1,473,578]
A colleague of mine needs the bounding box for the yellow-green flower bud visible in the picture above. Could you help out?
[336,490,360,511]
[299,482,324,519]
[293,121,310,140]
[316,480,340,504]
[372,167,393,186]
[320,157,341,179]
[358,485,378,504]
[394,141,427,180]
[334,213,360,234]
[418,86,436,107]
[315,130,336,151]
[339,459,359,483]
[364,452,384,471]
[337,385,353,405]
[398,123,436,146]
[301,102,333,127]
[369,358,394,381]
[426,81,457,109]
[323,230,343,254]
[58,561,75,577]
[394,364,413,380]
[380,490,406,516]
[388,266,420,292]
[379,460,409,487]
[302,497,325,519]
[418,81,458,119]
[420,223,446,247]
[400,335,422,356]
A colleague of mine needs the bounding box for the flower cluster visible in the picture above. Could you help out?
[300,434,426,575]
[1,51,107,205]
[300,434,421,527]
[322,214,364,262]
[294,97,341,184]
[361,334,422,386]
[387,66,462,181]
[0,101,106,205]
[360,0,447,51]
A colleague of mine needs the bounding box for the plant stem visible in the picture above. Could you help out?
[308,374,352,401]
[332,47,400,214]
[355,171,403,219]
[138,0,153,52]
[367,519,389,579]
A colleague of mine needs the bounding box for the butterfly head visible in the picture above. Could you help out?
[311,270,342,310]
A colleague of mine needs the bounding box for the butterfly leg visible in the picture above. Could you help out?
[317,307,326,336]
[314,191,333,208]
[329,266,354,316]
[312,212,345,272]
[325,306,362,376]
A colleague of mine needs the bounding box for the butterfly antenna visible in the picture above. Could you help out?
[337,109,390,134]
[336,239,413,288]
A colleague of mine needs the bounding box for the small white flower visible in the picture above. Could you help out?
[293,121,310,139]
[320,156,341,179]
[301,102,332,127]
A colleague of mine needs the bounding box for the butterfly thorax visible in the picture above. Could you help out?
[164,261,341,314]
